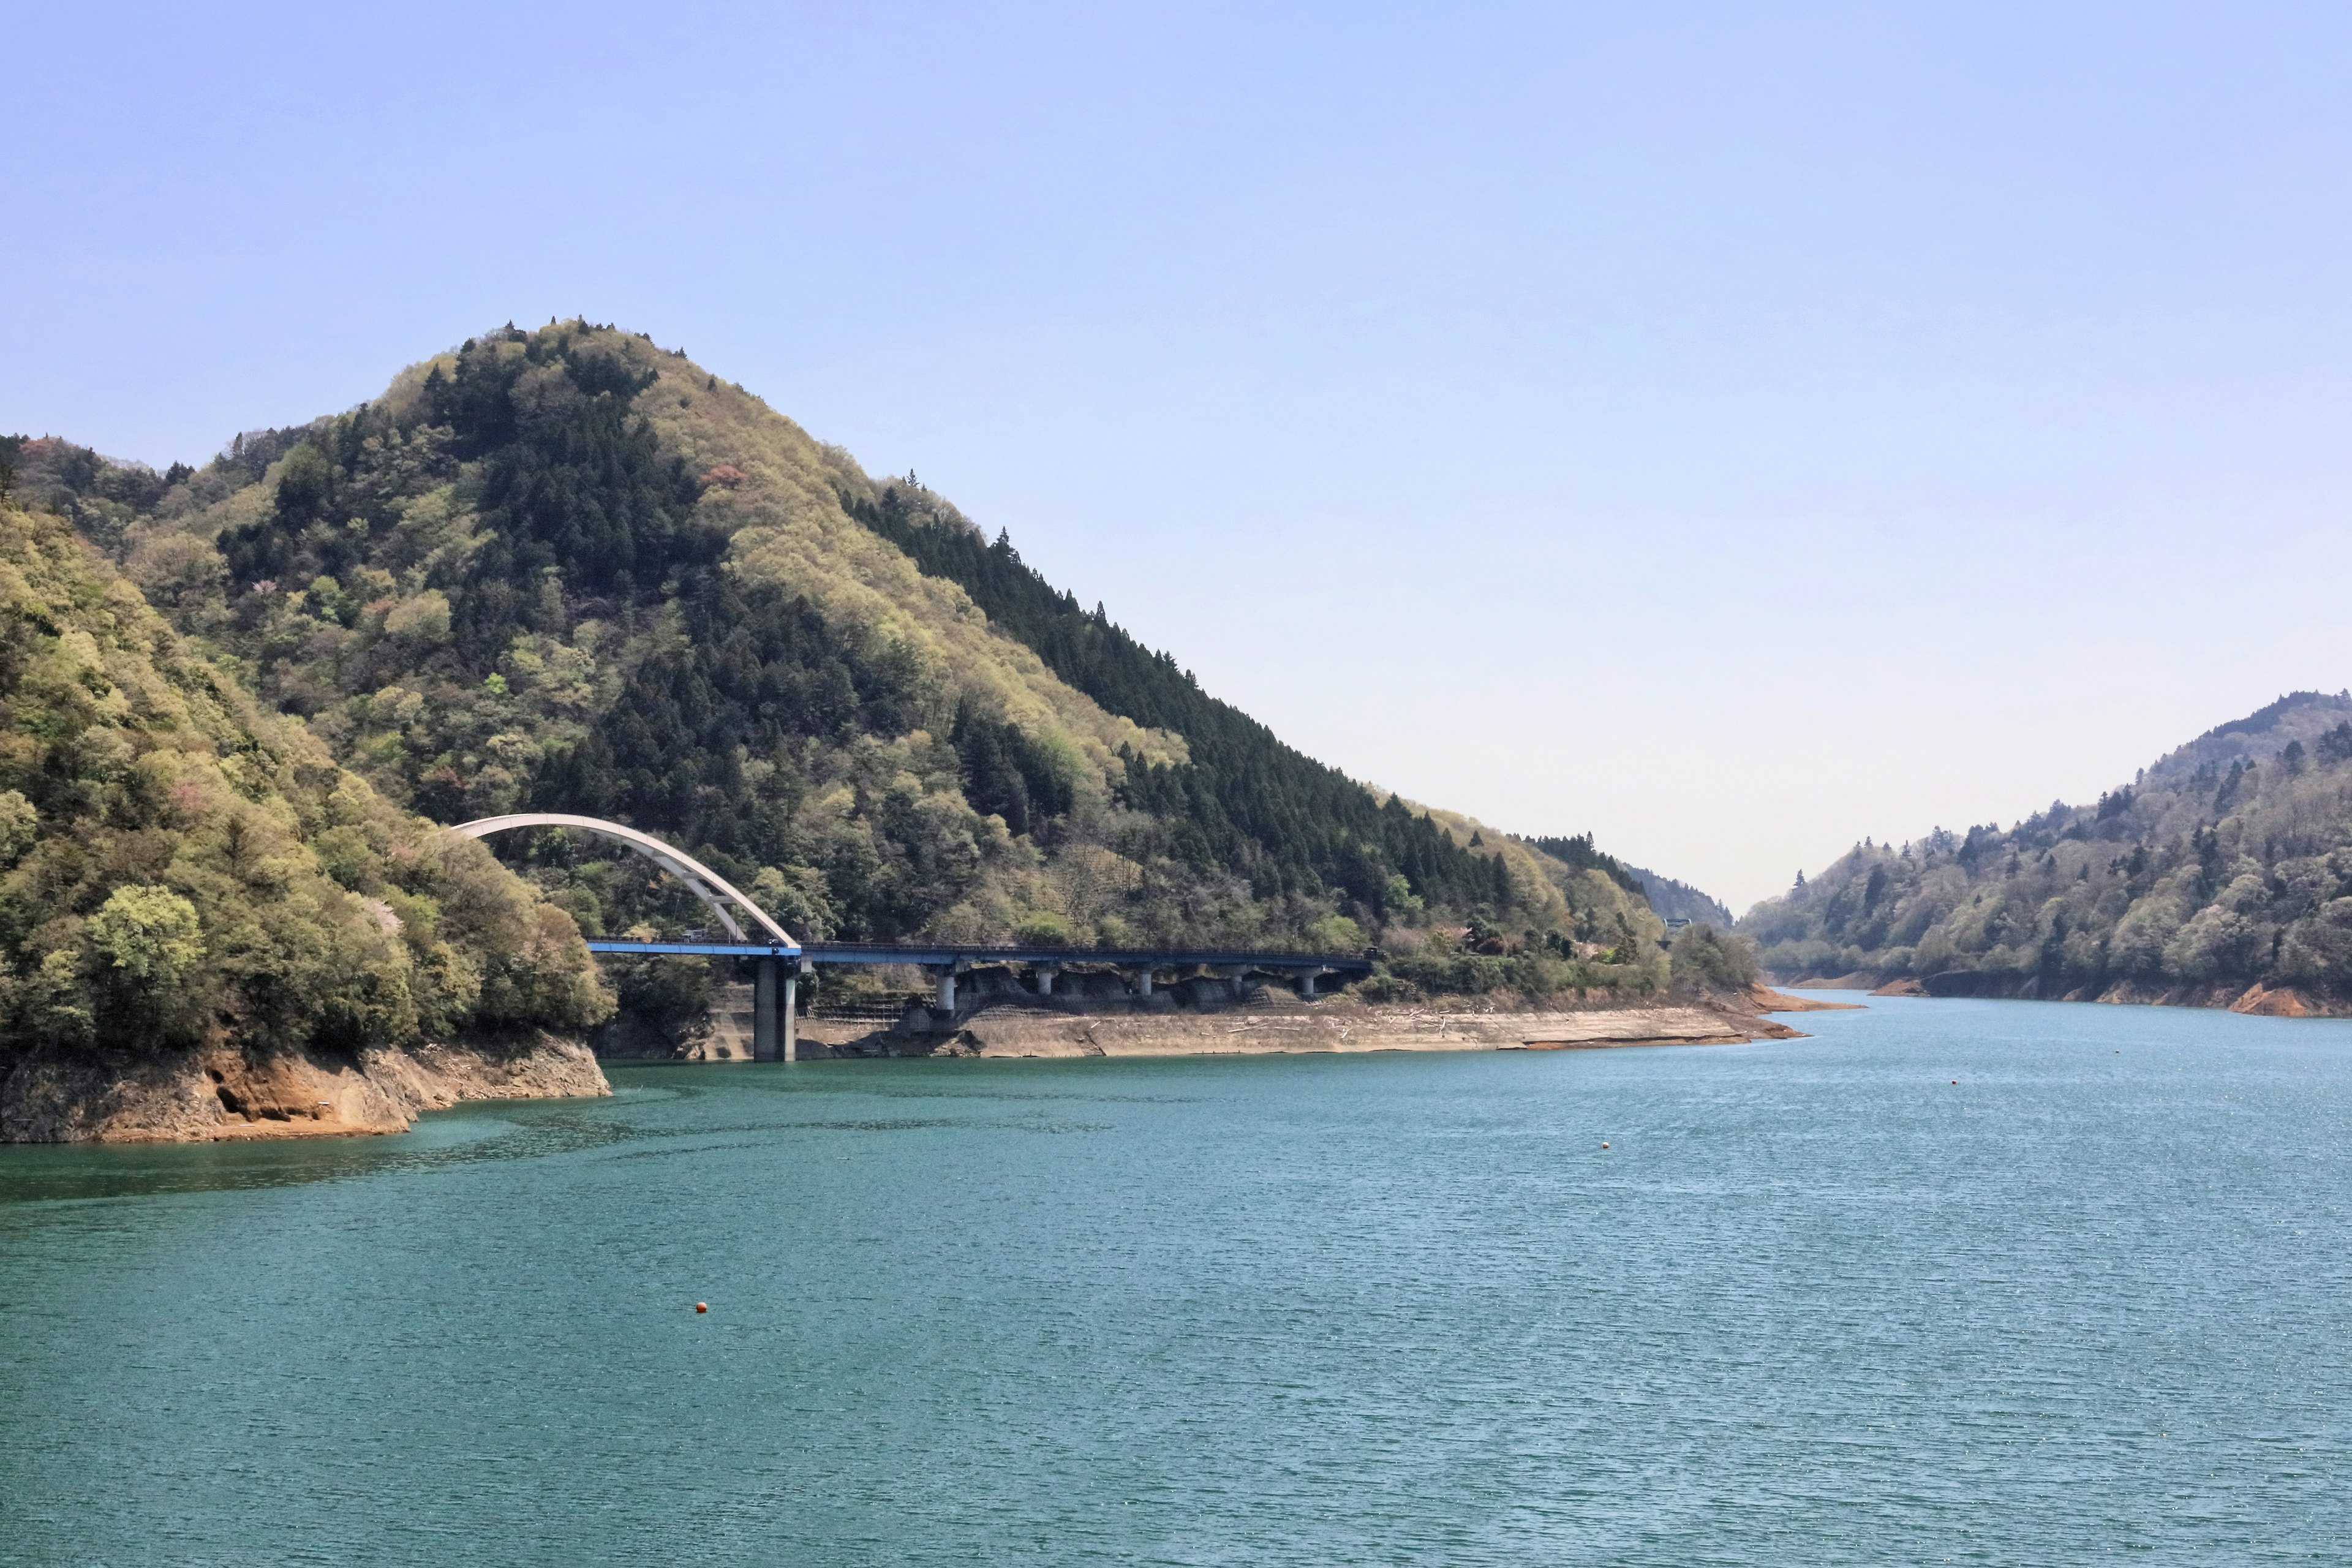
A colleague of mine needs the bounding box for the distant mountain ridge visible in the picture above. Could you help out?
[1741,690,2352,1012]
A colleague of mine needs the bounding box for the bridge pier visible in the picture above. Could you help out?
[783,963,799,1063]
[1125,965,1155,1000]
[1033,963,1060,997]
[754,957,780,1060]
[934,965,959,1014]
[750,957,803,1061]
[1292,967,1321,1000]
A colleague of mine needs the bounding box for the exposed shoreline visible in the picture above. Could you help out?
[0,991,1858,1144]
[1787,970,2352,1018]
[795,986,1857,1061]
[0,1031,608,1145]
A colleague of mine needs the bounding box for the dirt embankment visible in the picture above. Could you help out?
[0,1030,608,1144]
[796,986,1846,1061]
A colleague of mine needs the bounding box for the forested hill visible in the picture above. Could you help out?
[1740,691,2352,1009]
[0,494,608,1076]
[5,322,1662,987]
[1624,867,1733,927]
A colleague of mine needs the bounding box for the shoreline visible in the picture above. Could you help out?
[0,1031,609,1145]
[1786,970,2352,1018]
[2,992,1859,1144]
[793,987,1858,1061]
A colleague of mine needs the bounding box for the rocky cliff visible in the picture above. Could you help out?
[0,1030,606,1143]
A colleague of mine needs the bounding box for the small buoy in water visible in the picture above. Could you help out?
[1600,1142,1610,1149]
[1951,1080,1959,1085]
[695,1302,708,1314]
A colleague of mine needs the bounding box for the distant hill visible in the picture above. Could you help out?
[1740,691,2352,1011]
[6,322,1665,1016]
[1625,866,1733,927]
[2140,690,2352,786]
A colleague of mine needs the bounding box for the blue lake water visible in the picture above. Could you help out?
[2,994,2348,1564]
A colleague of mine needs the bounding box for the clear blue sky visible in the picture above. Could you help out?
[9,1,2351,910]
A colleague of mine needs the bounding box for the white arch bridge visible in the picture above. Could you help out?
[453,814,1370,1061]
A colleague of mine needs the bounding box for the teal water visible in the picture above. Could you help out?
[2,995,2347,1564]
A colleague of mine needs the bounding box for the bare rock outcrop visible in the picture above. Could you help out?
[2228,982,2319,1017]
[0,1030,608,1144]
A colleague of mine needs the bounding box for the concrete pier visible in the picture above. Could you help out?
[783,967,798,1063]
[753,957,780,1060]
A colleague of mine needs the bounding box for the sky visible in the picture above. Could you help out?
[9,1,2351,911]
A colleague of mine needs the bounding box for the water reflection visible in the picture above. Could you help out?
[0,1061,1140,1208]
[0,1098,637,1206]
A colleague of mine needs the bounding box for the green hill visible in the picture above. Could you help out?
[0,492,609,1082]
[1740,691,2352,1008]
[6,321,1667,1016]
[1622,865,1733,927]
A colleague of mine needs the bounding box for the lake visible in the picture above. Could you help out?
[2,994,2347,1564]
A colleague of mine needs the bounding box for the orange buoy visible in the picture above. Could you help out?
[695,1302,708,1314]
[1600,1142,1610,1149]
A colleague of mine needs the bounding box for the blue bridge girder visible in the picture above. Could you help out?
[586,941,802,959]
[584,940,1370,974]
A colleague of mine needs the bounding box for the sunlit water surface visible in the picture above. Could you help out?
[2,995,2347,1564]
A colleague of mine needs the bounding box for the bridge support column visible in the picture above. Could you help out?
[934,967,959,1015]
[1218,963,1253,1000]
[1292,967,1320,1000]
[1126,967,1153,1000]
[783,965,799,1063]
[754,957,780,1060]
[1033,963,1059,997]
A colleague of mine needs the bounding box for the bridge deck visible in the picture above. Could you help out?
[584,940,1371,972]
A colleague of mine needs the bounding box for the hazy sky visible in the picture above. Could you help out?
[10,1,2351,910]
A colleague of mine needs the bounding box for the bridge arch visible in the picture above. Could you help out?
[450,813,796,947]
